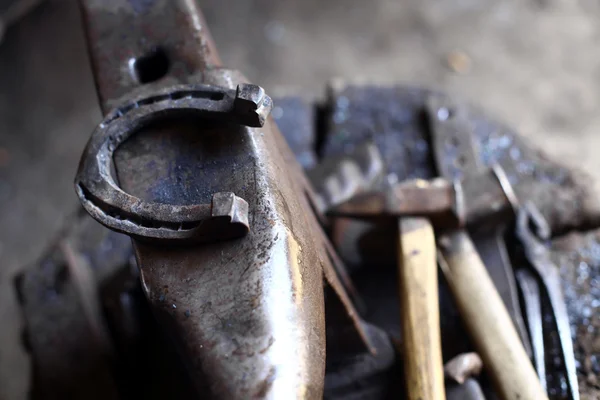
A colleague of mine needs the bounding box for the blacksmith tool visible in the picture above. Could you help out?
[426,96,532,359]
[331,165,548,400]
[76,0,374,397]
[321,149,445,398]
[307,141,385,214]
[516,269,547,391]
[437,235,545,400]
[310,143,445,399]
[426,95,543,400]
[398,216,445,400]
[330,167,512,230]
[516,203,579,400]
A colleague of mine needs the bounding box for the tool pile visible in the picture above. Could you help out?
[12,1,600,399]
[305,91,582,400]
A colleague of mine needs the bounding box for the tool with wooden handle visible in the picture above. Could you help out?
[330,165,548,399]
[398,217,446,400]
[438,232,548,400]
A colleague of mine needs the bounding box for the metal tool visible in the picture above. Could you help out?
[306,141,386,304]
[77,0,373,397]
[321,147,445,398]
[330,167,514,229]
[307,141,385,214]
[438,235,546,400]
[516,203,580,400]
[329,164,543,399]
[332,163,546,399]
[328,93,533,361]
[516,269,547,391]
[426,95,532,358]
[426,94,543,400]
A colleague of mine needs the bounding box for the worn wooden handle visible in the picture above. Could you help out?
[439,230,548,400]
[399,217,446,400]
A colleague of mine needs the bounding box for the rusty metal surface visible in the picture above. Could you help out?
[55,13,600,395]
[329,166,515,232]
[15,212,131,399]
[329,178,455,222]
[81,0,222,113]
[75,82,274,242]
[310,142,388,274]
[307,142,385,214]
[78,0,371,398]
[323,83,597,277]
[271,95,317,169]
[321,83,598,234]
[551,229,600,399]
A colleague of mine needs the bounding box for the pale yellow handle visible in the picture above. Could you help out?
[439,230,548,400]
[399,217,446,400]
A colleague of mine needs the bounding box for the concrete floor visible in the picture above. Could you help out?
[2,0,600,398]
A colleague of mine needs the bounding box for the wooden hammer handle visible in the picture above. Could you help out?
[399,217,446,400]
[439,230,548,400]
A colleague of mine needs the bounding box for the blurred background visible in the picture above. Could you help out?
[1,0,599,398]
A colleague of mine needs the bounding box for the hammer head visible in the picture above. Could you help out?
[307,141,385,213]
[460,165,518,230]
[329,164,517,231]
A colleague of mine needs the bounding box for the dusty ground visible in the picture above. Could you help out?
[1,0,600,398]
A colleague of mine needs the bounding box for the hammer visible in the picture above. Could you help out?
[333,177,450,400]
[330,165,548,400]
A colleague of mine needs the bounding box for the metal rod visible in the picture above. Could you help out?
[516,205,579,400]
[516,269,547,392]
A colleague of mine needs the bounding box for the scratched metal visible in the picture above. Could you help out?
[81,0,222,113]
[322,83,597,234]
[551,230,600,399]
[78,0,372,397]
[117,87,328,398]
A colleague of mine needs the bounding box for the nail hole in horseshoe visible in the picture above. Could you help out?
[130,47,170,84]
